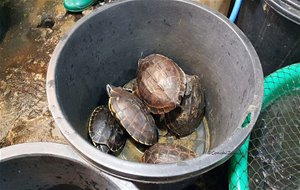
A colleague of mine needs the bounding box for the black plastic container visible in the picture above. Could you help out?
[237,0,300,76]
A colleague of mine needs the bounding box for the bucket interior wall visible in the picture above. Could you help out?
[55,0,256,150]
[0,156,120,190]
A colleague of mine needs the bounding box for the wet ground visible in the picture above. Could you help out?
[0,0,82,146]
[118,117,210,162]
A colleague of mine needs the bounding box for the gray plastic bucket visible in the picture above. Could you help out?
[0,143,137,190]
[46,0,263,184]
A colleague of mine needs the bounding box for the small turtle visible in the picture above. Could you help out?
[163,75,205,137]
[136,54,186,114]
[106,84,158,145]
[88,105,127,153]
[141,143,197,164]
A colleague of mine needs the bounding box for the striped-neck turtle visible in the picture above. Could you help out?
[88,105,127,153]
[163,75,205,137]
[141,143,197,164]
[136,54,186,114]
[106,85,158,145]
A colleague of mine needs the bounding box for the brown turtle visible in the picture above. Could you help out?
[141,143,197,164]
[136,54,186,114]
[88,105,127,153]
[163,75,205,137]
[106,84,158,145]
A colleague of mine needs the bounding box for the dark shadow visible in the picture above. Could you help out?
[0,4,11,43]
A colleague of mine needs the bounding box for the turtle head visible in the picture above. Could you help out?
[106,84,115,97]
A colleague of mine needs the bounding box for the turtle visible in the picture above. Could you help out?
[123,78,170,137]
[88,105,127,153]
[163,75,205,137]
[141,143,197,164]
[106,84,158,145]
[136,54,187,114]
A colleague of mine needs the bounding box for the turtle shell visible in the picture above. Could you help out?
[163,75,205,137]
[136,54,186,114]
[107,85,158,145]
[141,143,196,164]
[88,105,127,152]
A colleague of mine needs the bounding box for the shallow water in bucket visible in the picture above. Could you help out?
[117,117,210,162]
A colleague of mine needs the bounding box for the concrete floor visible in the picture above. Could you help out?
[0,0,79,146]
